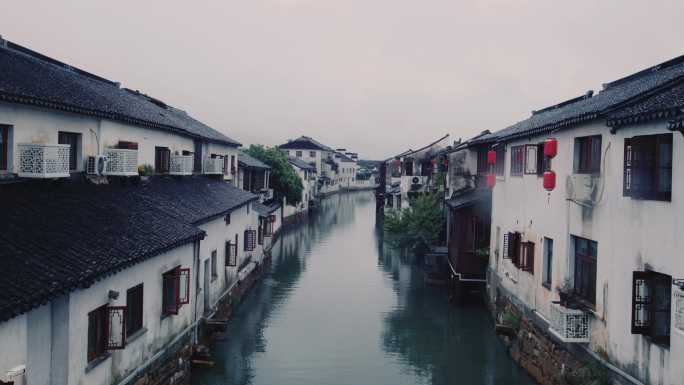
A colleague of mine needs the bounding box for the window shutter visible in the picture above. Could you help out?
[503,233,510,259]
[655,134,673,201]
[631,271,651,334]
[623,138,632,196]
[162,273,179,315]
[510,233,521,267]
[178,268,190,305]
[650,273,672,345]
[631,135,657,199]
[106,306,127,350]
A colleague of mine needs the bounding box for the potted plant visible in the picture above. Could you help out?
[556,278,574,307]
[138,164,154,181]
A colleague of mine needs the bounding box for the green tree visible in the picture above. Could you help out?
[383,193,444,253]
[245,145,303,204]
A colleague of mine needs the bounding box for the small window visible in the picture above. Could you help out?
[503,232,521,265]
[309,151,316,158]
[495,145,505,176]
[162,267,190,315]
[243,229,256,251]
[88,305,126,362]
[631,271,672,346]
[573,236,597,305]
[296,151,302,158]
[58,131,81,171]
[210,251,217,281]
[0,125,9,171]
[542,238,553,288]
[510,146,525,176]
[524,145,537,175]
[624,133,672,201]
[476,147,488,174]
[536,142,550,177]
[575,135,602,174]
[226,234,238,266]
[126,284,144,337]
[155,147,171,174]
[225,213,231,225]
[520,241,535,273]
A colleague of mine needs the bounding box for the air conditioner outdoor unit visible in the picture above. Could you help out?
[87,155,108,176]
[566,174,600,204]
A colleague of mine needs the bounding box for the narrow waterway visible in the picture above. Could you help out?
[191,191,535,385]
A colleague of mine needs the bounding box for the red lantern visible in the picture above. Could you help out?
[486,173,496,189]
[544,138,558,159]
[487,150,496,165]
[543,170,556,191]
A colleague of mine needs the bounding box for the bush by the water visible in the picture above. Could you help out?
[383,193,444,253]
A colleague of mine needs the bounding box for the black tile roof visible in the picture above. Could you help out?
[334,152,355,163]
[607,80,684,128]
[288,157,317,171]
[0,177,259,322]
[467,54,684,146]
[0,180,204,322]
[0,40,240,147]
[254,201,280,216]
[278,136,334,151]
[238,151,271,170]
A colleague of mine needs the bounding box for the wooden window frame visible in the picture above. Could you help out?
[162,267,190,316]
[476,146,488,175]
[154,146,171,174]
[126,284,143,338]
[309,151,316,158]
[296,150,303,158]
[510,145,525,177]
[575,135,602,174]
[520,241,535,273]
[631,271,672,347]
[226,234,238,266]
[503,232,521,266]
[495,145,505,176]
[573,236,597,306]
[210,250,218,281]
[624,133,672,201]
[88,304,127,363]
[524,145,538,175]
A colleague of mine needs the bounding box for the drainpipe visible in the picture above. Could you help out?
[192,239,201,344]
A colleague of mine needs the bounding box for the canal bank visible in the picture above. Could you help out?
[191,191,535,385]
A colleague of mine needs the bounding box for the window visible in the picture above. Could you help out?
[503,232,521,266]
[210,250,217,281]
[226,235,238,266]
[58,131,80,170]
[476,147,489,174]
[87,305,126,362]
[404,158,414,176]
[510,145,525,176]
[0,125,9,171]
[536,142,550,177]
[225,213,231,225]
[675,288,684,333]
[243,229,256,251]
[575,135,602,174]
[162,267,190,316]
[524,145,537,174]
[495,145,505,176]
[632,271,672,346]
[542,238,553,288]
[296,151,302,158]
[573,236,597,305]
[624,133,672,201]
[231,155,236,175]
[265,215,275,236]
[155,146,171,174]
[126,284,144,337]
[520,241,535,273]
[310,151,316,158]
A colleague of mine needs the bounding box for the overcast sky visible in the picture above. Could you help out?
[3,0,684,159]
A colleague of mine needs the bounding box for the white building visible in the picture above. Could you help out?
[278,135,334,176]
[283,157,317,223]
[481,56,684,385]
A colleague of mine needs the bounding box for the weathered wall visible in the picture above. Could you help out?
[0,313,27,384]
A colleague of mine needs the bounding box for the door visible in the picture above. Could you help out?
[58,132,80,170]
[203,259,211,314]
[194,140,203,173]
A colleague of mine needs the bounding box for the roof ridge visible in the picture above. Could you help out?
[603,53,684,90]
[4,40,120,87]
[532,90,594,115]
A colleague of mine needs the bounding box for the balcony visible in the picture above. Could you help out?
[104,148,138,176]
[260,188,274,202]
[203,157,223,175]
[548,302,591,343]
[18,143,70,178]
[170,155,194,175]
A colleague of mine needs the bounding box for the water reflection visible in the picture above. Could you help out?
[191,191,534,385]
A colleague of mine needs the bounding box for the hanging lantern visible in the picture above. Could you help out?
[486,173,496,189]
[544,138,558,158]
[543,170,556,191]
[487,150,496,165]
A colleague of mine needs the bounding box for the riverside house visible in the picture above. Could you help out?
[451,54,684,385]
[284,157,317,224]
[0,39,267,385]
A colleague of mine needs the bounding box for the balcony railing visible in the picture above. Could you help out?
[203,157,223,175]
[170,155,194,175]
[548,302,591,343]
[18,143,70,178]
[104,148,138,176]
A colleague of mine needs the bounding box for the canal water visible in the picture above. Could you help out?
[191,191,535,385]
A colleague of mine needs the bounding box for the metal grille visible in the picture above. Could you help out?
[18,143,70,178]
[170,155,194,175]
[203,157,223,174]
[104,149,138,176]
[549,302,591,343]
[675,289,684,332]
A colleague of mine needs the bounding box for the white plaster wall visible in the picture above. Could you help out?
[66,242,196,385]
[284,148,328,174]
[0,313,27,385]
[489,119,684,385]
